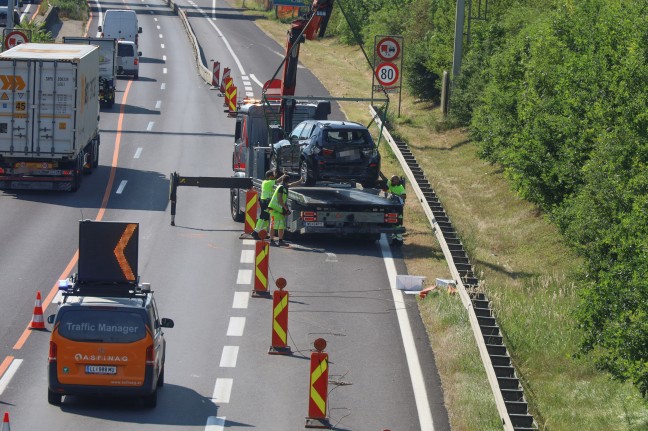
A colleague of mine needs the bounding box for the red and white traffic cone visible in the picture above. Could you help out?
[2,412,10,431]
[29,291,45,330]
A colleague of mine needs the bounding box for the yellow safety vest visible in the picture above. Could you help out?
[268,186,287,212]
[387,180,405,196]
[260,179,276,200]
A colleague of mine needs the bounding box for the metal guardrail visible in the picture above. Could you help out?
[369,105,516,431]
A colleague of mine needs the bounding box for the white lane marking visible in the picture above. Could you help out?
[241,76,250,83]
[155,100,161,109]
[94,0,103,34]
[134,147,143,159]
[157,25,161,30]
[219,346,239,367]
[249,74,263,87]
[116,180,128,194]
[212,378,233,403]
[236,269,252,285]
[159,33,163,39]
[184,4,245,75]
[232,291,249,309]
[380,235,435,430]
[205,416,226,431]
[212,0,217,19]
[163,68,168,74]
[240,249,254,264]
[0,359,22,396]
[226,317,245,336]
[246,92,254,97]
[244,86,253,91]
[161,83,166,90]
[161,43,165,49]
[154,17,158,21]
[325,252,338,262]
[163,55,167,61]
[242,239,255,246]
[147,121,154,131]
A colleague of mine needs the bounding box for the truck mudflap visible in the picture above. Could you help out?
[0,176,74,191]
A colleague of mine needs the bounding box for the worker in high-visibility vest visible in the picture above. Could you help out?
[380,173,406,245]
[267,184,291,246]
[252,170,287,239]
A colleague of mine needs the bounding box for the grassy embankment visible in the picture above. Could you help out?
[242,2,648,430]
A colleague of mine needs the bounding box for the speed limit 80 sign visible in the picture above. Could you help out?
[375,62,400,87]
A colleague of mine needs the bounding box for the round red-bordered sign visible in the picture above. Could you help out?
[375,62,400,87]
[376,37,401,61]
[4,30,28,50]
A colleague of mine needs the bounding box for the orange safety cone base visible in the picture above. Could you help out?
[304,417,331,429]
[268,345,292,355]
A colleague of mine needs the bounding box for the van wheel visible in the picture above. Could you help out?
[48,390,62,405]
[157,366,164,387]
[142,389,157,408]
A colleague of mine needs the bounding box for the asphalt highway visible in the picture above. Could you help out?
[0,1,450,429]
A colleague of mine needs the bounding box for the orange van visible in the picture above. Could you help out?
[47,283,174,408]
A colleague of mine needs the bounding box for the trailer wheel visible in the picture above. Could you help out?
[230,189,244,222]
[71,154,83,192]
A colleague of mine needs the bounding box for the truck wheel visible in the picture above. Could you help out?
[230,189,244,222]
[71,154,83,191]
[300,160,315,186]
[48,389,62,406]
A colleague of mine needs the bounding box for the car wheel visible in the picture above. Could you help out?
[230,189,244,222]
[143,389,157,408]
[157,366,165,387]
[48,389,62,406]
[300,160,315,186]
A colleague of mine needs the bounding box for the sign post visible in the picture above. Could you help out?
[372,35,404,117]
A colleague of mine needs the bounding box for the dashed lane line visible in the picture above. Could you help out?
[232,291,249,309]
[226,317,245,337]
[219,346,239,368]
[212,378,233,403]
[116,180,128,194]
[240,249,254,264]
[236,269,252,285]
[205,416,226,431]
[134,147,143,159]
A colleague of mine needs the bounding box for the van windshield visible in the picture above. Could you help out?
[117,43,134,56]
[58,309,147,343]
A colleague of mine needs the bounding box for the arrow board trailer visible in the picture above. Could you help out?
[0,43,101,191]
[63,37,118,108]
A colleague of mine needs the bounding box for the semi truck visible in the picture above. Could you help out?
[229,99,405,240]
[63,37,118,108]
[0,43,101,191]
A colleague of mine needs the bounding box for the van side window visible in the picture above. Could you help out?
[148,300,160,330]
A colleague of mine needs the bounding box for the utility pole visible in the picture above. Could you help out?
[7,0,16,28]
[452,0,466,80]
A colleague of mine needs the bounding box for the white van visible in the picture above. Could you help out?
[99,10,142,47]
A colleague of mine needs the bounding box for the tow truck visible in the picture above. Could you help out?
[228,1,404,240]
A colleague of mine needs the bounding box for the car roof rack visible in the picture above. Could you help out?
[59,277,150,305]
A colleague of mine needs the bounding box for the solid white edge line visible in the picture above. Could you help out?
[205,416,226,431]
[380,234,435,431]
[212,378,233,403]
[219,346,239,367]
[196,4,245,75]
[226,317,245,336]
[134,147,143,159]
[249,74,263,87]
[116,180,127,194]
[0,359,22,395]
[232,291,249,309]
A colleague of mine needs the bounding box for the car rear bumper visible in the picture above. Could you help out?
[48,362,157,396]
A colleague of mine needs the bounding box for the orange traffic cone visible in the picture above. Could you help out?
[2,412,10,431]
[29,291,45,330]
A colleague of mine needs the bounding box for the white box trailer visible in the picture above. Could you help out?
[0,43,101,191]
[63,37,117,108]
